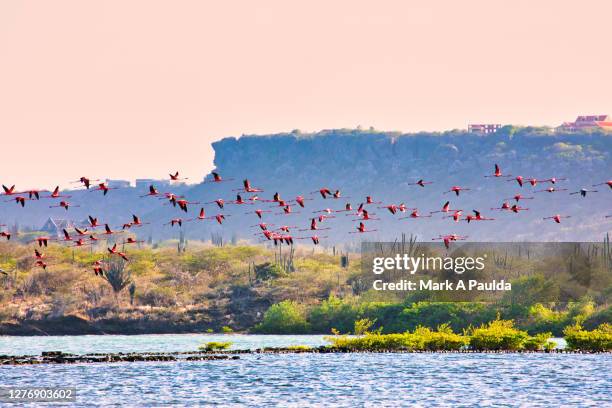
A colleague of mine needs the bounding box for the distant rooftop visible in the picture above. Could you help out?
[560,114,612,131]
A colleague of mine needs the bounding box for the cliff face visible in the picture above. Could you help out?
[2,127,611,243]
[184,127,611,242]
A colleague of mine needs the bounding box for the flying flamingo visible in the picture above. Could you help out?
[300,218,331,232]
[484,164,511,178]
[528,178,542,187]
[245,209,271,219]
[505,194,534,202]
[123,237,144,245]
[379,204,399,215]
[510,204,529,213]
[188,208,216,222]
[335,203,353,212]
[399,210,432,220]
[0,231,11,240]
[430,201,461,214]
[90,182,116,195]
[169,171,188,181]
[214,214,228,224]
[205,199,225,209]
[107,244,128,261]
[295,195,311,208]
[276,205,299,215]
[296,235,326,245]
[49,201,79,211]
[464,210,495,223]
[2,185,23,195]
[204,171,233,183]
[444,210,463,222]
[25,189,49,200]
[570,188,598,197]
[408,179,433,187]
[352,209,379,221]
[140,185,161,198]
[176,199,200,212]
[432,234,468,249]
[277,225,297,233]
[491,202,511,211]
[73,227,89,236]
[365,196,382,204]
[102,224,124,235]
[6,196,29,207]
[72,177,99,189]
[311,188,332,199]
[129,214,149,227]
[61,229,73,242]
[165,218,183,227]
[88,216,102,228]
[31,236,54,247]
[71,238,92,247]
[508,176,524,187]
[592,181,612,190]
[349,222,377,234]
[444,186,471,196]
[34,249,45,259]
[34,260,47,270]
[44,186,71,199]
[230,194,252,205]
[543,214,571,224]
[240,179,263,193]
[541,177,567,184]
[332,190,348,199]
[535,187,568,193]
[251,222,273,231]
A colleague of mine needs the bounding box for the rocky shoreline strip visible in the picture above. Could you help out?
[1,347,609,365]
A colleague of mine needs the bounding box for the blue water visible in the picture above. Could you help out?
[0,334,328,356]
[0,335,606,407]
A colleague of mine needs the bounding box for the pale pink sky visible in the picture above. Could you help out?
[1,1,610,188]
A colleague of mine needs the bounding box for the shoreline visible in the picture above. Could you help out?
[2,347,610,366]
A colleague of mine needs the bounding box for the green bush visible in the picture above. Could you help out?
[326,323,468,351]
[221,326,234,333]
[468,319,528,351]
[563,323,612,352]
[308,295,360,333]
[254,300,310,334]
[254,262,287,281]
[198,341,232,351]
[523,332,553,351]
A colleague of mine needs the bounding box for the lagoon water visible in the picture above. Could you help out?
[0,335,608,407]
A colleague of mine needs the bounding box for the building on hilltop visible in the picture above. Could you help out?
[559,115,612,131]
[468,124,502,134]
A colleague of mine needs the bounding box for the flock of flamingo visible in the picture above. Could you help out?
[0,165,610,275]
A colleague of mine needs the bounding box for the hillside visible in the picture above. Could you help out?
[1,126,610,244]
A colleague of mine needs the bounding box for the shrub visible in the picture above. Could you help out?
[523,332,553,351]
[198,341,232,351]
[563,323,612,352]
[354,318,376,335]
[254,262,287,281]
[308,295,359,334]
[221,326,234,334]
[254,300,310,334]
[468,319,528,351]
[326,324,468,351]
[138,286,176,307]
